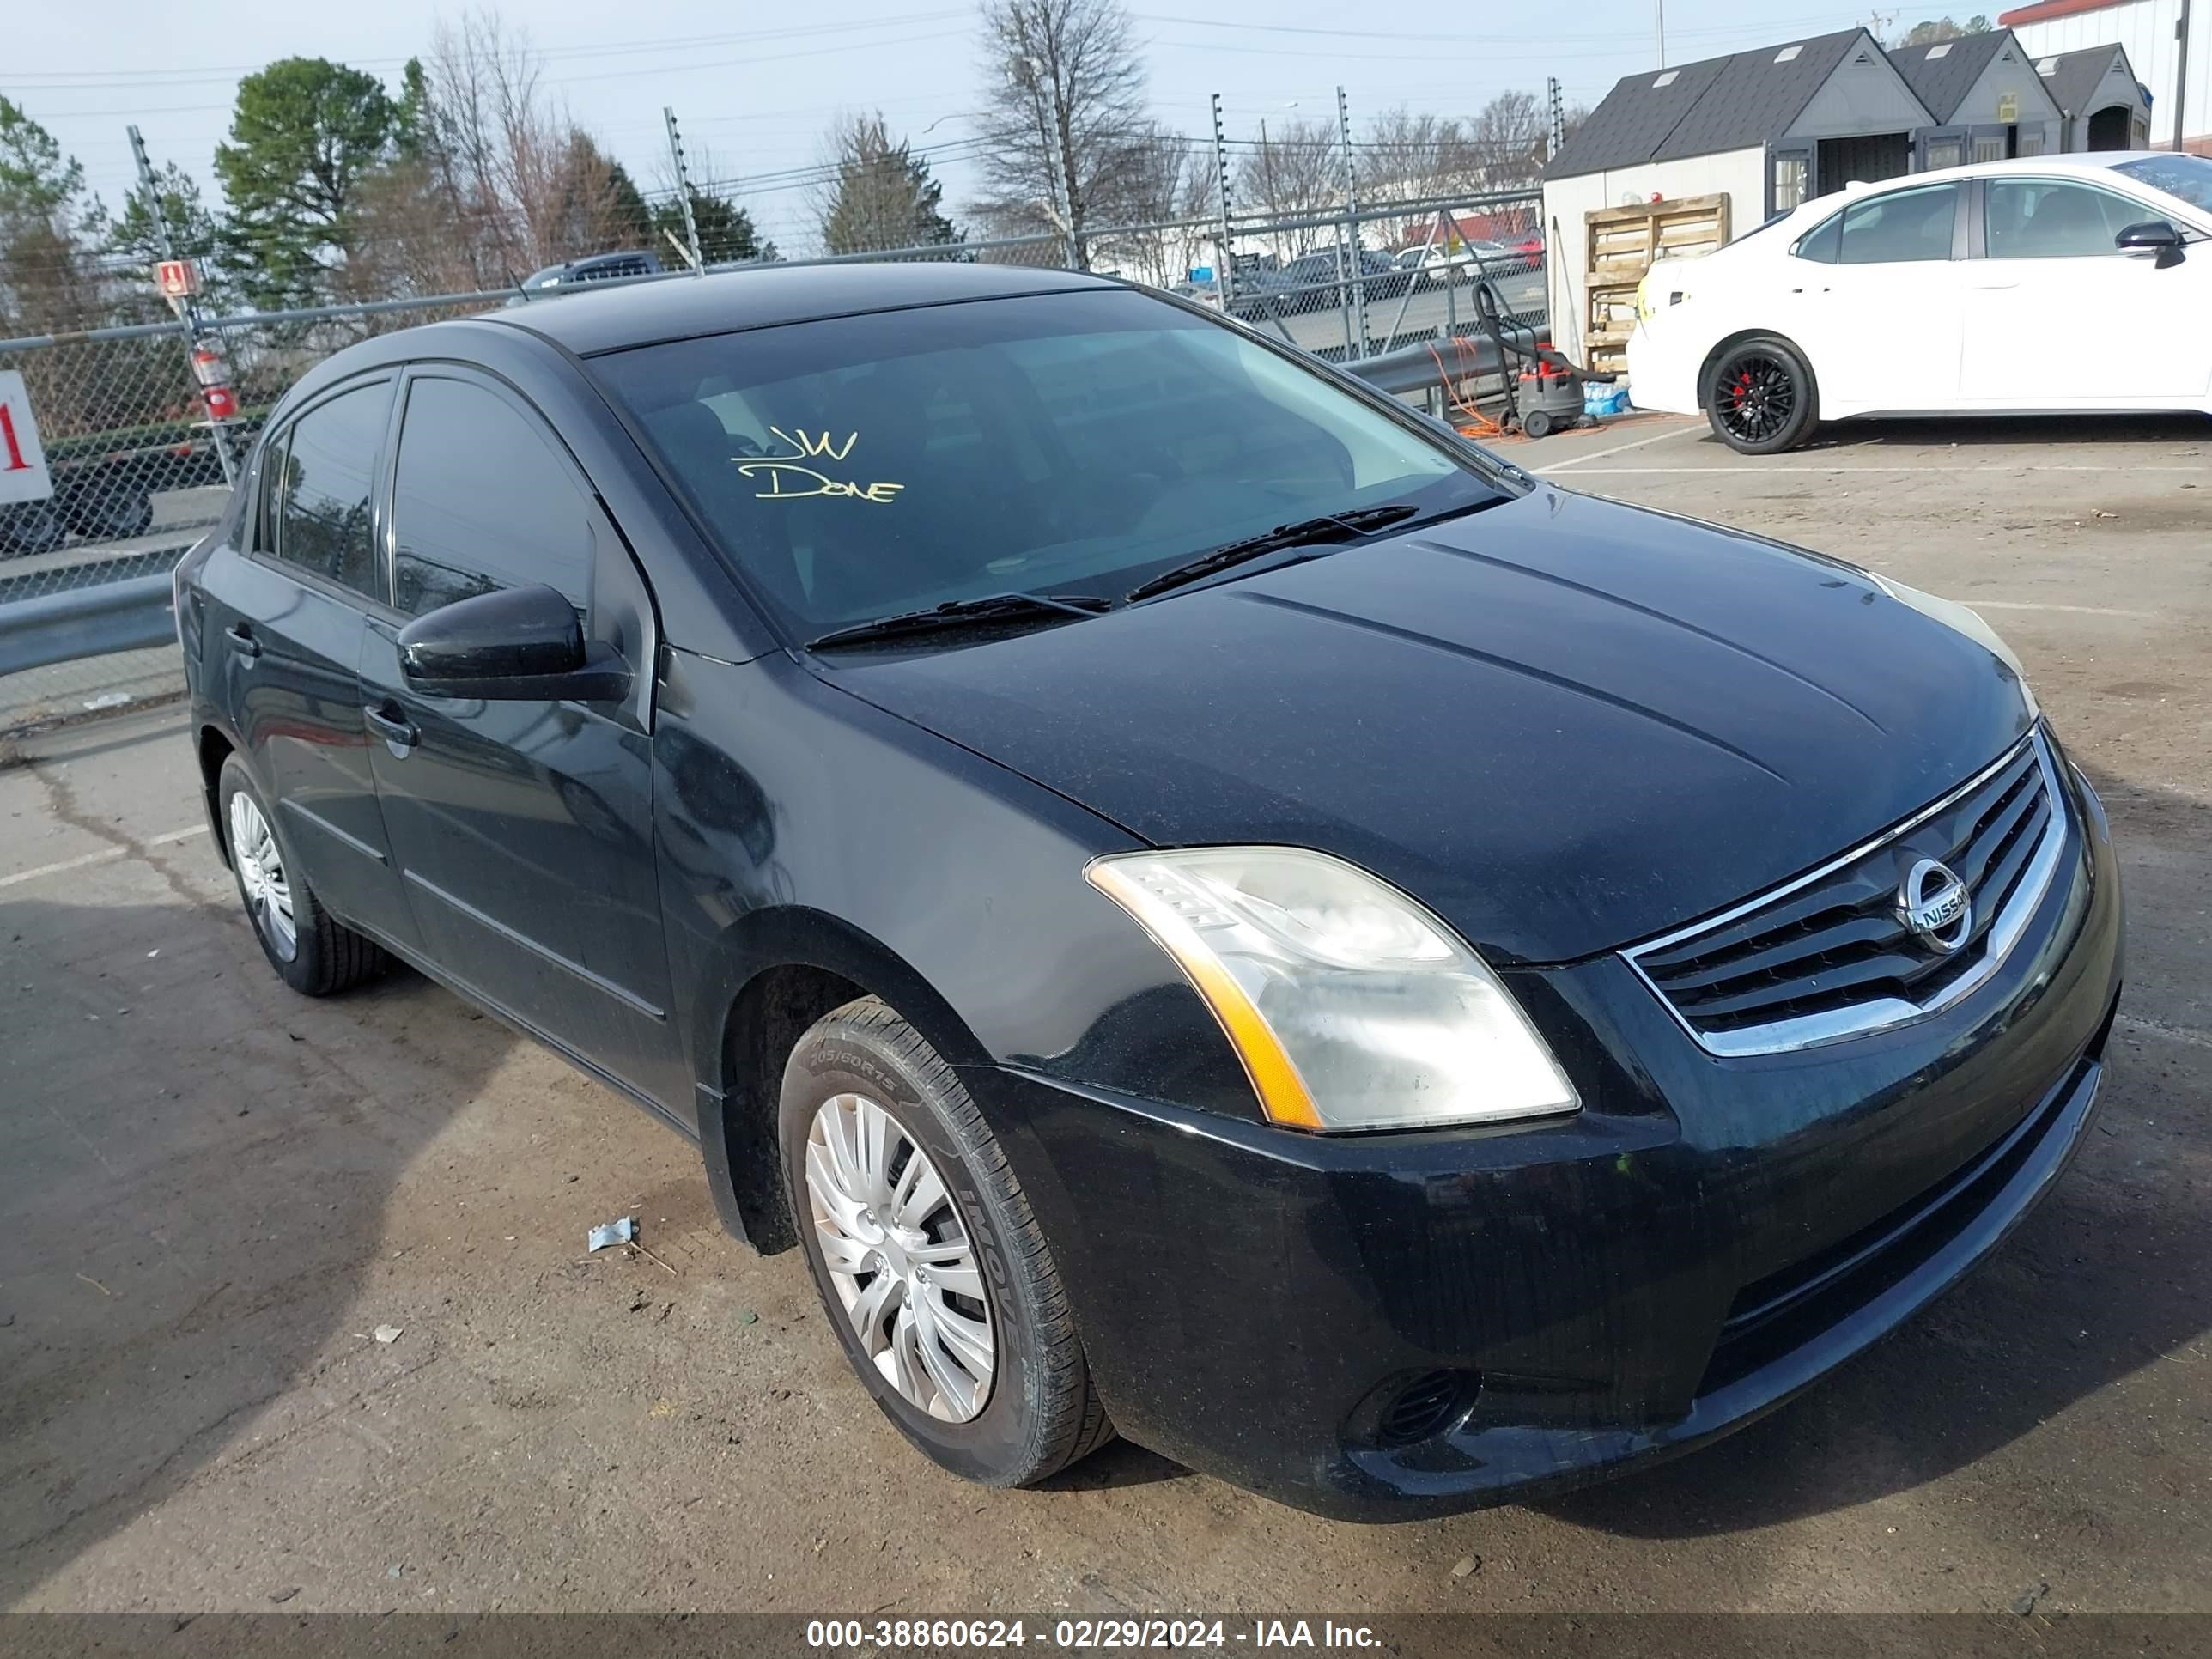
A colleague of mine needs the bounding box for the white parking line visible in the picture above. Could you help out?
[1533,421,1703,471]
[0,823,206,890]
[1961,601,2158,619]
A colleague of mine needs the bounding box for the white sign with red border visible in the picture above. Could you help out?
[155,258,201,299]
[0,371,55,506]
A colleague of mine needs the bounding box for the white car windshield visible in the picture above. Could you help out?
[2114,155,2212,216]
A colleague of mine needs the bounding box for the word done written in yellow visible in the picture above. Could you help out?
[737,425,905,504]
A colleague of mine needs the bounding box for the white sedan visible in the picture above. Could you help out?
[1627,153,2212,453]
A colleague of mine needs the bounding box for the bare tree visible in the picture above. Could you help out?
[1470,90,1548,191]
[1236,118,1340,260]
[1089,125,1211,283]
[972,0,1151,267]
[349,8,648,297]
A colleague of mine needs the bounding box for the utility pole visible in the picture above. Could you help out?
[1212,93,1236,309]
[1656,0,1668,67]
[1047,141,1081,271]
[663,106,705,273]
[2176,0,2193,154]
[1547,77,1566,163]
[131,125,234,487]
[1337,86,1366,357]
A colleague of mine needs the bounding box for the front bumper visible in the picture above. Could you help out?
[963,762,2123,1520]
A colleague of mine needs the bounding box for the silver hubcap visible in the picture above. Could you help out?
[228,792,297,960]
[805,1093,995,1423]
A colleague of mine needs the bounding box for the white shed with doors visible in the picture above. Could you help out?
[1542,28,1934,358]
[1887,31,2066,165]
[2031,44,2155,149]
[2002,0,2209,151]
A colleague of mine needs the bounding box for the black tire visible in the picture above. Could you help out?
[63,484,154,541]
[1704,335,1820,454]
[781,995,1113,1488]
[1522,407,1555,441]
[216,754,390,996]
[0,500,69,556]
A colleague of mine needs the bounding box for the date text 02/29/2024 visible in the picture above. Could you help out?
[805,1619,1384,1649]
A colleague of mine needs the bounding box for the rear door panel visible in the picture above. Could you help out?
[197,379,418,947]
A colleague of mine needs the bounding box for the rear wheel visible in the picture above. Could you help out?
[216,754,389,996]
[1704,336,1819,454]
[0,500,69,556]
[64,484,154,541]
[781,996,1112,1487]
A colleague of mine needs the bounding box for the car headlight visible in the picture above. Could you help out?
[1085,847,1580,1133]
[1869,573,2039,720]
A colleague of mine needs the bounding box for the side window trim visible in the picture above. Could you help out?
[385,361,661,734]
[1790,211,1843,264]
[1832,182,1963,266]
[387,362,604,621]
[246,374,398,606]
[1977,174,2176,260]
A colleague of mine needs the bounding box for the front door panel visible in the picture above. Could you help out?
[359,623,677,1102]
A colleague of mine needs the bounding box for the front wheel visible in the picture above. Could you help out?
[1703,336,1820,454]
[781,996,1112,1487]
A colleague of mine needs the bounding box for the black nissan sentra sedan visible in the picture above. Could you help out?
[173,263,2123,1520]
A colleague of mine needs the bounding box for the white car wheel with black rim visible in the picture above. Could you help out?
[216,753,390,996]
[781,995,1112,1486]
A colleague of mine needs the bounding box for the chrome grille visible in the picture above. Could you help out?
[1626,730,2069,1056]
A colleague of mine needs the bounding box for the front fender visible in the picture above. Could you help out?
[653,648,1258,1120]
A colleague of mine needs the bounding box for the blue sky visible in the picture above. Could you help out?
[14,0,1895,253]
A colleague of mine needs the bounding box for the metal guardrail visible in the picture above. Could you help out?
[0,571,177,678]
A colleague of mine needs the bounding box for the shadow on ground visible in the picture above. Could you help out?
[1727,413,2212,453]
[0,878,516,1606]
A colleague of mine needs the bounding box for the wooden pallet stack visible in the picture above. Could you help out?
[1581,194,1731,376]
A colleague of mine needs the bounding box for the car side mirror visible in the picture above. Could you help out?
[398,582,631,702]
[2115,220,2185,270]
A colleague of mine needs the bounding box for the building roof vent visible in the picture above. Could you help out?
[1776,44,1804,63]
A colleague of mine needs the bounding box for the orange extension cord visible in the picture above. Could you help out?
[1425,336,1505,439]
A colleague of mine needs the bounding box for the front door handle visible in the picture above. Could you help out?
[363,704,419,753]
[224,623,260,660]
[1970,281,2019,290]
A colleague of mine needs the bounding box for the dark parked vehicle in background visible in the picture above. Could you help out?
[514,249,665,297]
[173,263,2122,1519]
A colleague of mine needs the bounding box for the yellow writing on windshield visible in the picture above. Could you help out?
[738,427,904,504]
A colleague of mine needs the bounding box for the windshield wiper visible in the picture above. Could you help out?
[1122,504,1421,603]
[805,591,1114,651]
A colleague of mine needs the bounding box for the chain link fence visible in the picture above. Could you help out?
[0,188,1544,732]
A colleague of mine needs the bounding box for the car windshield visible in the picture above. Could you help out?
[592,288,1505,640]
[2113,155,2212,215]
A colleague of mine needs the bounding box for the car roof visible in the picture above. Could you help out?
[476,259,1114,356]
[1819,151,2170,198]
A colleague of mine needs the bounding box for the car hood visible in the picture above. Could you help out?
[822,488,2035,964]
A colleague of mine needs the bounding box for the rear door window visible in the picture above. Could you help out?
[270,383,389,599]
[389,375,594,618]
[1837,184,1959,264]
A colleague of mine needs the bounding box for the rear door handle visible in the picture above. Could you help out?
[363,704,419,753]
[224,623,260,660]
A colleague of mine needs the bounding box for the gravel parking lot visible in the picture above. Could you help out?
[3,412,2207,1621]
